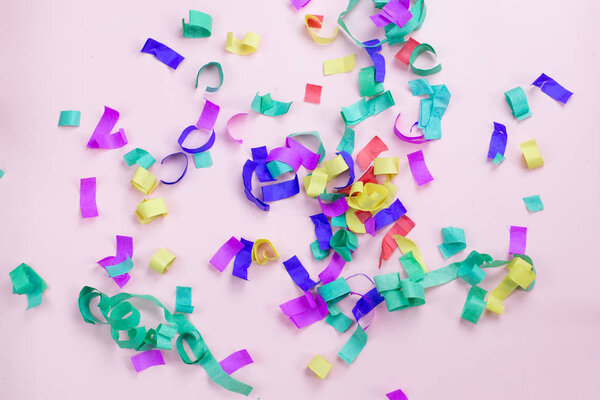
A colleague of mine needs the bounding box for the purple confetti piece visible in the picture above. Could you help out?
[131,350,165,372]
[219,349,254,375]
[407,149,434,185]
[509,226,527,255]
[209,236,245,272]
[80,177,98,218]
[140,38,184,70]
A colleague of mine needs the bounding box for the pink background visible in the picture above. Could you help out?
[1,0,599,399]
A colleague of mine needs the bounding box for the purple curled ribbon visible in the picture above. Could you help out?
[242,160,270,211]
[178,125,216,154]
[87,106,128,149]
[160,152,188,185]
[393,112,427,144]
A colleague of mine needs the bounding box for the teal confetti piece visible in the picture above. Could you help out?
[0,169,4,179]
[461,285,487,324]
[523,195,544,212]
[193,151,213,168]
[504,87,531,121]
[326,312,353,333]
[492,153,505,165]
[106,257,134,278]
[58,110,81,127]
[338,325,368,364]
[310,240,329,262]
[336,127,355,155]
[9,263,47,309]
[123,148,156,169]
[331,214,347,229]
[175,286,194,313]
[437,226,467,259]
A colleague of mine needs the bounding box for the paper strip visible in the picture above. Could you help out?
[9,263,47,309]
[226,32,261,55]
[304,14,339,44]
[280,291,328,328]
[359,66,384,97]
[87,106,127,149]
[356,136,388,170]
[509,226,527,254]
[105,257,133,278]
[406,149,433,185]
[307,355,332,379]
[242,160,270,211]
[124,148,155,169]
[160,152,188,185]
[210,237,245,272]
[149,249,176,274]
[386,388,409,400]
[488,122,507,159]
[330,229,358,261]
[251,93,292,116]
[225,113,248,144]
[340,91,395,126]
[131,350,165,372]
[379,215,415,266]
[338,325,368,364]
[352,287,384,323]
[409,43,442,76]
[505,87,531,120]
[175,286,194,313]
[374,199,407,231]
[232,238,254,280]
[197,99,220,131]
[493,153,505,165]
[531,73,573,104]
[323,54,355,75]
[80,177,99,218]
[486,257,536,314]
[304,83,322,104]
[261,175,300,202]
[370,0,412,28]
[251,239,278,265]
[461,285,487,324]
[523,195,544,212]
[311,213,333,251]
[363,39,385,82]
[519,139,544,169]
[193,151,213,168]
[395,37,420,65]
[135,198,167,224]
[437,227,467,259]
[318,253,346,285]
[282,256,317,291]
[220,349,254,375]
[58,110,80,126]
[195,62,223,92]
[178,125,216,154]
[337,126,355,155]
[141,38,184,69]
[394,236,427,272]
[131,166,158,194]
[182,10,212,38]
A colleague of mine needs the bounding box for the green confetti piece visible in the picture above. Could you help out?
[523,195,544,212]
[266,160,293,178]
[408,78,434,96]
[504,87,531,121]
[182,10,212,38]
[492,153,505,165]
[193,151,213,168]
[340,90,395,126]
[317,277,351,305]
[374,273,425,311]
[326,311,353,333]
[338,325,368,364]
[105,257,134,278]
[123,148,156,169]
[175,286,194,314]
[251,93,292,116]
[310,240,330,262]
[58,110,81,127]
[0,169,4,179]
[331,214,347,229]
[195,61,223,93]
[358,66,384,97]
[9,263,47,310]
[399,251,426,282]
[437,226,467,259]
[460,286,487,324]
[336,126,355,155]
[330,229,359,261]
[409,43,442,76]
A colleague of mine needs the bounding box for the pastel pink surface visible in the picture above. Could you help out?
[1,1,599,400]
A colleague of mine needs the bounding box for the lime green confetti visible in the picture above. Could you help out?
[523,195,544,212]
[338,325,368,364]
[9,263,47,310]
[193,151,213,168]
[492,153,505,165]
[182,10,212,38]
[461,286,487,324]
[58,110,81,127]
[437,226,466,259]
[310,240,330,262]
[359,66,384,97]
[504,87,531,121]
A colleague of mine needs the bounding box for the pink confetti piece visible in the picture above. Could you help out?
[304,83,322,104]
[406,149,434,185]
[509,225,527,254]
[131,350,165,372]
[226,112,248,144]
[80,177,99,218]
[356,136,388,170]
[209,236,245,272]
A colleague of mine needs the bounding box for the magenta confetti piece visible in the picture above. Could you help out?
[318,196,349,218]
[197,99,220,131]
[386,388,409,400]
[97,235,133,288]
[509,225,527,254]
[407,149,434,185]
[318,253,346,285]
[364,217,376,237]
[266,147,303,172]
[209,236,245,272]
[80,177,98,218]
[290,0,311,10]
[87,106,127,149]
[130,350,165,372]
[370,0,412,28]
[285,137,321,170]
[226,112,248,144]
[280,291,328,329]
[393,113,427,144]
[219,349,254,375]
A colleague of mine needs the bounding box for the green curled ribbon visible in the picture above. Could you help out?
[409,43,442,76]
[195,62,224,93]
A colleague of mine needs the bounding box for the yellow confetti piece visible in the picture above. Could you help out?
[131,166,158,195]
[251,239,279,265]
[135,198,168,224]
[307,355,332,379]
[149,248,176,274]
[304,168,328,197]
[519,139,544,169]
[392,235,428,272]
[345,209,366,233]
[322,154,348,181]
[225,32,261,55]
[323,54,355,75]
[347,182,389,211]
[486,257,535,314]
[373,157,399,176]
[304,15,339,44]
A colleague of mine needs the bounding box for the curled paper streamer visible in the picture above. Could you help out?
[175,286,194,314]
[226,113,248,143]
[504,87,531,121]
[318,196,349,218]
[287,131,325,169]
[356,136,388,170]
[279,291,328,328]
[393,113,426,144]
[386,388,409,400]
[131,350,165,372]
[531,73,573,104]
[195,62,223,93]
[304,83,322,104]
[251,93,292,116]
[374,199,407,231]
[318,253,347,285]
[160,152,188,185]
[394,236,427,272]
[197,98,219,131]
[304,14,339,44]
[373,157,399,177]
[0,169,4,179]
[80,177,99,218]
[290,0,311,10]
[226,32,261,55]
[384,0,426,45]
[379,215,415,267]
[337,0,395,48]
[519,139,544,169]
[135,198,167,224]
[311,240,330,261]
[326,310,353,333]
[87,106,127,149]
[220,349,254,375]
[307,355,332,379]
[232,238,253,280]
[210,237,245,272]
[282,256,317,291]
[406,150,433,185]
[461,286,487,324]
[251,239,278,265]
[523,195,544,212]
[182,10,212,38]
[487,122,507,160]
[437,227,467,259]
[352,287,384,324]
[261,175,300,202]
[124,148,155,169]
[338,325,368,364]
[409,79,451,140]
[374,273,425,311]
[58,110,80,126]
[311,213,333,250]
[340,90,395,126]
[9,263,47,309]
[409,43,442,76]
[509,225,527,254]
[242,160,270,211]
[394,37,420,65]
[323,54,355,75]
[178,125,216,154]
[140,38,184,70]
[131,166,158,194]
[97,235,133,288]
[78,286,253,395]
[486,257,536,314]
[149,249,176,274]
[330,229,358,261]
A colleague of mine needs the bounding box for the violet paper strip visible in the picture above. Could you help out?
[242,160,270,211]
[140,38,184,70]
[364,218,376,237]
[131,350,165,372]
[310,213,333,250]
[178,125,216,154]
[210,236,245,272]
[334,151,355,189]
[509,225,527,255]
[531,73,573,104]
[97,235,133,288]
[487,122,507,159]
[290,0,311,10]
[87,106,128,149]
[374,199,407,231]
[363,39,385,83]
[407,149,434,185]
[318,196,349,218]
[98,256,131,288]
[282,256,317,291]
[232,238,254,280]
[197,99,220,131]
[370,0,412,28]
[352,287,384,323]
[266,147,303,173]
[285,137,321,170]
[80,177,99,218]
[251,146,276,182]
[219,349,254,375]
[279,291,317,316]
[386,388,409,400]
[318,253,346,285]
[393,113,427,144]
[160,152,188,184]
[261,175,300,202]
[280,292,328,329]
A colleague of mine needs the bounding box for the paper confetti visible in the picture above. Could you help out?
[406,150,433,185]
[531,73,573,104]
[219,349,254,375]
[131,167,158,194]
[509,226,527,254]
[135,198,167,224]
[124,148,155,169]
[395,37,420,65]
[356,136,388,170]
[182,10,212,38]
[505,87,531,120]
[210,237,245,272]
[9,263,47,309]
[140,38,184,69]
[523,195,544,212]
[487,122,507,160]
[175,286,194,313]
[437,227,466,259]
[131,350,165,372]
[409,43,442,76]
[304,14,339,44]
[80,177,98,218]
[226,32,261,55]
[323,54,355,75]
[87,106,127,149]
[149,249,176,274]
[58,110,80,127]
[304,83,322,104]
[307,355,332,379]
[195,61,223,93]
[386,388,409,400]
[519,139,544,169]
[251,93,292,116]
